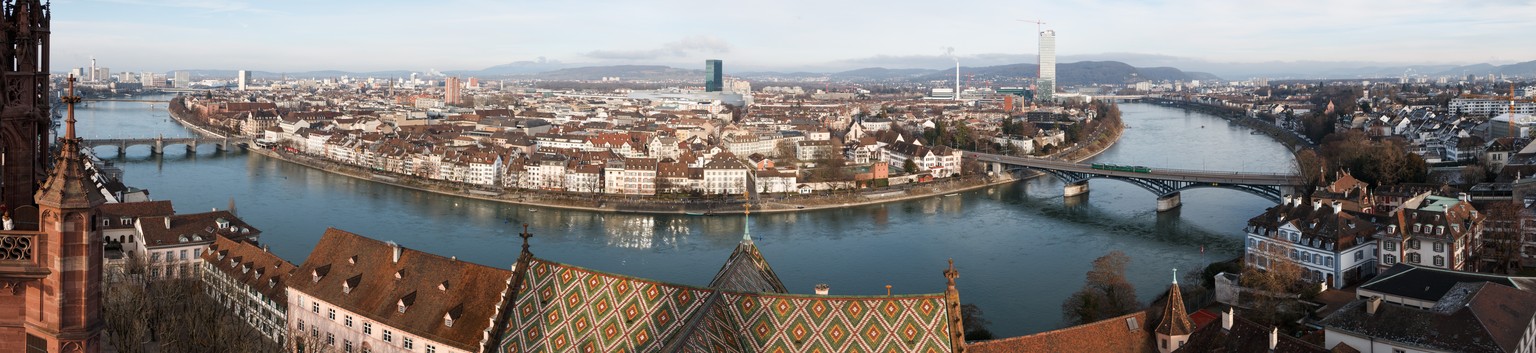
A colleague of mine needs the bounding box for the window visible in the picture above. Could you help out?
[1325,257,1333,267]
[313,303,320,313]
[298,320,305,331]
[426,345,436,353]
[1385,255,1397,264]
[1355,250,1364,261]
[151,252,161,263]
[1161,339,1168,349]
[344,340,353,353]
[1409,253,1421,264]
[180,249,188,260]
[327,333,335,346]
[1408,239,1420,249]
[1434,256,1445,267]
[383,330,392,342]
[363,322,371,335]
[311,328,318,338]
[345,315,353,327]
[1385,241,1396,251]
[328,309,336,320]
[404,337,413,349]
[194,249,202,258]
[1433,242,1444,252]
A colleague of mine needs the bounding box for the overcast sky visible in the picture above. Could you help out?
[51,0,1536,73]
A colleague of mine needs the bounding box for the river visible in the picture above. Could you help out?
[76,96,1293,337]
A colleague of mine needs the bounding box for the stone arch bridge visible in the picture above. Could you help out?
[81,136,253,156]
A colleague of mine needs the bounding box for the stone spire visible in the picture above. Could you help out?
[944,259,966,353]
[35,76,106,209]
[1155,269,1195,353]
[487,224,536,353]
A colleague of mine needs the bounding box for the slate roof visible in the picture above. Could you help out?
[966,311,1155,353]
[1321,282,1536,353]
[1156,282,1195,336]
[496,258,955,353]
[1358,263,1536,303]
[289,228,514,352]
[1174,312,1327,353]
[707,237,788,294]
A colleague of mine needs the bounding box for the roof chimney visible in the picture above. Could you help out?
[1331,201,1343,215]
[1222,307,1233,332]
[1268,327,1278,351]
[814,284,830,295]
[164,217,171,229]
[1366,296,1382,315]
[1312,200,1322,211]
[388,241,401,263]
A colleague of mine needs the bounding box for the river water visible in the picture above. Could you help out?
[76,96,1292,337]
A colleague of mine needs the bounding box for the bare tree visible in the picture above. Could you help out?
[1240,239,1308,326]
[1481,201,1525,274]
[1061,251,1141,326]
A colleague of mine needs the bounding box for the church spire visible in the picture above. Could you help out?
[35,75,106,209]
[742,198,752,242]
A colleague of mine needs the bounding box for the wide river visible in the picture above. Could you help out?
[76,97,1291,337]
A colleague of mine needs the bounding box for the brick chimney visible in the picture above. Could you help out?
[814,284,829,295]
[1366,296,1382,315]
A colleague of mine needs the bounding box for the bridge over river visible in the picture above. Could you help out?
[82,136,253,156]
[966,151,1304,211]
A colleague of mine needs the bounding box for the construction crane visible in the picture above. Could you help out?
[1018,19,1046,34]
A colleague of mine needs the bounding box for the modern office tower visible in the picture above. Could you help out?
[1038,30,1056,101]
[705,59,723,92]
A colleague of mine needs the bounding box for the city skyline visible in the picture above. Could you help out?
[53,0,1536,74]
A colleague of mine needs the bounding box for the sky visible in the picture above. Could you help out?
[50,0,1536,74]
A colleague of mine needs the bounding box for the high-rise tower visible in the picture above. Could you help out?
[0,0,52,210]
[705,59,723,92]
[1037,30,1056,101]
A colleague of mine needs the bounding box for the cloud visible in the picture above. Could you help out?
[585,36,731,60]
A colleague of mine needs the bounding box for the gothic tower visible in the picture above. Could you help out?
[29,77,106,353]
[0,0,52,209]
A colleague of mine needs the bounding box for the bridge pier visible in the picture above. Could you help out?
[1156,192,1182,212]
[186,144,197,155]
[1063,181,1089,197]
[152,136,164,155]
[119,142,128,157]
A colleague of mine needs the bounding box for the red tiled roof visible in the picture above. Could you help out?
[966,311,1156,353]
[288,228,514,352]
[203,236,296,304]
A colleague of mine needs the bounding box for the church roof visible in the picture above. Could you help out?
[966,311,1155,353]
[496,258,956,353]
[707,240,788,294]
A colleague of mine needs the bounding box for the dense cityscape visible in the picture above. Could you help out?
[4,1,1536,353]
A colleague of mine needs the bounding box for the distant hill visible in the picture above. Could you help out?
[829,67,942,81]
[530,65,702,81]
[1435,60,1536,78]
[910,61,1219,85]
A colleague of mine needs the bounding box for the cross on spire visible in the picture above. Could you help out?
[62,75,81,142]
[518,223,533,254]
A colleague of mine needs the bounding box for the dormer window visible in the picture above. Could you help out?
[312,265,330,283]
[444,313,456,327]
[348,255,357,265]
[216,218,230,229]
[397,300,408,313]
[438,281,449,291]
[343,275,362,294]
[395,270,404,279]
[398,291,417,313]
[178,235,189,243]
[268,278,277,288]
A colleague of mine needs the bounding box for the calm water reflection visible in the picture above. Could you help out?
[78,100,1291,336]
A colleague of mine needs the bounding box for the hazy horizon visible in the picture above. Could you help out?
[53,0,1536,77]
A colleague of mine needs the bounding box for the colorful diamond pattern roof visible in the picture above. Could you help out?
[499,258,713,353]
[675,292,953,353]
[497,258,956,353]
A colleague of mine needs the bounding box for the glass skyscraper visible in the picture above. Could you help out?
[705,59,723,92]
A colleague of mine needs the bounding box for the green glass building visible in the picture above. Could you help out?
[705,59,723,92]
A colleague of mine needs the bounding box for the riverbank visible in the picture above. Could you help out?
[1140,98,1312,151]
[179,100,1125,215]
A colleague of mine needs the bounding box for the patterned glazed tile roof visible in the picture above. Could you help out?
[497,258,955,353]
[499,258,715,353]
[675,291,953,353]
